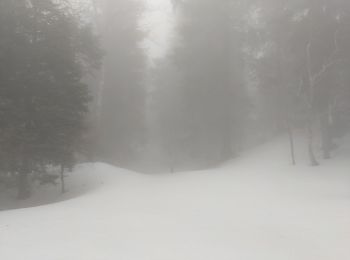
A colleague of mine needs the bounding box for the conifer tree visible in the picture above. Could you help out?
[0,0,101,198]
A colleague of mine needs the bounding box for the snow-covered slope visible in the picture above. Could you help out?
[1,136,350,260]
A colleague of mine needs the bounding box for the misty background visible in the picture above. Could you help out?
[1,0,350,199]
[1,1,350,259]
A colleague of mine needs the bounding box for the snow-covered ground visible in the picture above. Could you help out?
[1,135,350,260]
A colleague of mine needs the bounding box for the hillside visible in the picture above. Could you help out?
[1,135,350,260]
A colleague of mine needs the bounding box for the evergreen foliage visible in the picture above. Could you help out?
[0,0,101,198]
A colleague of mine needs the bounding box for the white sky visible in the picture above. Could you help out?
[142,0,174,59]
[75,0,173,60]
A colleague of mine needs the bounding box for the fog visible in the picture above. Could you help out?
[1,0,350,259]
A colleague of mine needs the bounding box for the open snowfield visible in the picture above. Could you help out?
[1,136,350,260]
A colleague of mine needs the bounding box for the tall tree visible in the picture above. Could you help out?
[155,0,249,168]
[244,0,350,165]
[0,0,101,198]
[95,0,147,166]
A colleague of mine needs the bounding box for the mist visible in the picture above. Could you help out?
[1,0,350,259]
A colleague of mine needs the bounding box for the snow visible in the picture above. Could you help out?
[1,135,350,260]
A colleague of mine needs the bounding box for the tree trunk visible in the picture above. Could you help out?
[60,164,66,194]
[286,121,296,165]
[320,110,332,159]
[220,127,232,161]
[168,150,175,174]
[220,1,234,162]
[307,121,319,166]
[17,169,30,200]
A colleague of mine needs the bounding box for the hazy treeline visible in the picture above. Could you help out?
[93,0,147,166]
[1,0,350,199]
[153,0,350,170]
[0,0,101,198]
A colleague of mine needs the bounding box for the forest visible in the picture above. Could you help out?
[1,0,350,197]
[1,1,350,258]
